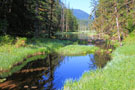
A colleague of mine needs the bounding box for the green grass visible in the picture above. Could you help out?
[56,45,99,56]
[0,37,72,76]
[56,31,97,36]
[0,36,99,78]
[64,33,135,90]
[0,45,45,70]
[0,55,47,78]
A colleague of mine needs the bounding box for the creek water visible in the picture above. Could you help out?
[0,33,112,90]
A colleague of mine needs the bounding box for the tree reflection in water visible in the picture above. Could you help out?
[94,51,111,68]
[0,52,111,90]
[0,53,63,90]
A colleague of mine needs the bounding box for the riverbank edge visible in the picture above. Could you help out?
[0,53,47,78]
[0,37,99,79]
[64,33,135,90]
[0,37,69,78]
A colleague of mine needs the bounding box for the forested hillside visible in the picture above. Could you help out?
[72,9,91,31]
[73,9,89,20]
[0,0,78,37]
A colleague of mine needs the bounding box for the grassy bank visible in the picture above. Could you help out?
[56,45,99,56]
[56,31,96,36]
[0,36,72,77]
[64,33,135,90]
[0,36,99,78]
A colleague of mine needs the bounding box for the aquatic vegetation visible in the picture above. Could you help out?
[56,45,99,56]
[64,33,135,90]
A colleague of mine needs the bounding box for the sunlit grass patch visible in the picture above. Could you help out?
[0,55,47,78]
[56,31,97,36]
[0,45,46,71]
[56,45,99,56]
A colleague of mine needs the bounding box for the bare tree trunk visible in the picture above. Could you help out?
[115,6,122,46]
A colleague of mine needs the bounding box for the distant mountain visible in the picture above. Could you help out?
[72,9,89,20]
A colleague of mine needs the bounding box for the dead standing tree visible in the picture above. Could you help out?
[114,0,134,46]
[114,1,122,46]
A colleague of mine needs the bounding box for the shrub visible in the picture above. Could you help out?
[0,35,14,45]
[15,37,27,48]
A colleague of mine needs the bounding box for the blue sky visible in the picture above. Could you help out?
[61,0,92,14]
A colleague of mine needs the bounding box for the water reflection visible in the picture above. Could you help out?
[52,55,97,89]
[56,33,95,41]
[56,33,106,46]
[0,52,110,90]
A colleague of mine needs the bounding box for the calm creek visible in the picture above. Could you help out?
[0,33,112,90]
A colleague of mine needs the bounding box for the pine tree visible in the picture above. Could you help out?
[91,0,135,44]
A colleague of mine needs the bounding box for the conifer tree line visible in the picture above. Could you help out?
[0,0,78,37]
[90,0,135,42]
